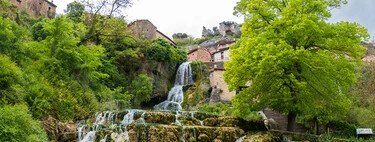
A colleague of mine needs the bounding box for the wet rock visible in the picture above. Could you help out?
[198,133,210,142]
[144,111,175,125]
[203,117,218,126]
[243,132,278,142]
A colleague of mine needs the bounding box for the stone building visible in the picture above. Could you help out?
[212,40,235,62]
[208,40,236,103]
[187,47,212,62]
[187,37,237,103]
[128,19,176,47]
[8,0,56,18]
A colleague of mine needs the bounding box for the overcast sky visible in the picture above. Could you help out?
[54,0,374,40]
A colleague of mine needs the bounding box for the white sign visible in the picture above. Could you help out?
[356,128,373,134]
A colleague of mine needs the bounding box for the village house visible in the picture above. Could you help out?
[209,40,236,103]
[128,19,176,47]
[8,0,56,18]
[187,38,237,103]
[187,47,212,62]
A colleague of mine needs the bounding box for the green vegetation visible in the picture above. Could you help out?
[0,104,49,142]
[131,74,153,108]
[192,103,261,120]
[0,0,187,140]
[143,38,187,63]
[225,0,369,132]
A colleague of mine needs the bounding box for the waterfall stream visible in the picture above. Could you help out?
[154,62,193,111]
[75,62,254,141]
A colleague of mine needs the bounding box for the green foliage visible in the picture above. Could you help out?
[131,74,153,107]
[225,0,368,129]
[66,1,85,23]
[31,20,50,41]
[0,54,23,105]
[192,103,261,120]
[112,87,132,109]
[172,33,189,39]
[327,120,356,137]
[174,37,196,47]
[143,38,173,62]
[0,104,48,142]
[172,33,196,47]
[0,0,17,19]
[0,16,31,60]
[193,103,234,116]
[143,38,187,63]
[346,106,375,129]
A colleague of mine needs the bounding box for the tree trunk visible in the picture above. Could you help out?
[287,112,296,132]
[314,117,320,135]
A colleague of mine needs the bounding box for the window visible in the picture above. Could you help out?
[221,52,224,60]
[16,0,21,4]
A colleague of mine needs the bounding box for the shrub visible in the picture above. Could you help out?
[131,74,153,107]
[0,104,48,142]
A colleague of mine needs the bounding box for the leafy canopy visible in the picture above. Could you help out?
[224,0,369,127]
[0,104,49,142]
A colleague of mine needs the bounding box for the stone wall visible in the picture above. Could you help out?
[213,49,230,62]
[128,19,157,40]
[128,20,176,47]
[188,48,212,62]
[8,0,56,18]
[209,69,236,102]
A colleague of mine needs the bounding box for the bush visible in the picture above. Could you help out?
[143,38,187,63]
[327,120,356,137]
[0,104,48,142]
[192,103,234,116]
[0,54,23,105]
[131,74,153,107]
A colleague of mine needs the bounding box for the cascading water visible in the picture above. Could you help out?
[154,62,193,111]
[236,135,246,142]
[78,111,115,142]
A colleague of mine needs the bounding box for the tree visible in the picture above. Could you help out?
[0,54,23,105]
[131,74,152,107]
[224,0,368,131]
[79,0,133,44]
[0,104,49,142]
[66,1,85,23]
[172,33,188,39]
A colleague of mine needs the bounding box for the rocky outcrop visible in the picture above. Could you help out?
[41,116,77,142]
[219,21,241,37]
[76,110,267,142]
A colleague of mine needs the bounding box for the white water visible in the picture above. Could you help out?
[154,62,193,111]
[120,109,145,142]
[100,135,107,142]
[78,110,147,142]
[175,111,182,126]
[79,111,116,142]
[236,135,246,142]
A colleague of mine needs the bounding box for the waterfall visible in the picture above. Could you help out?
[79,111,116,142]
[120,109,145,142]
[154,62,193,111]
[236,135,246,142]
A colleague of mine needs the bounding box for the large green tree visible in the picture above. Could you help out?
[224,0,368,131]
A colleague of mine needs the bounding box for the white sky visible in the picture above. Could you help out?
[54,0,374,40]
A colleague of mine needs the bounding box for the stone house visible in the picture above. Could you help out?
[212,40,235,62]
[8,0,56,18]
[187,47,212,62]
[188,38,237,103]
[128,19,176,47]
[208,40,236,103]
